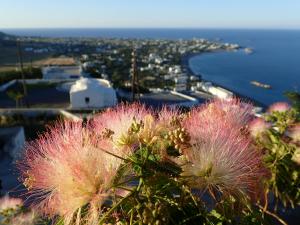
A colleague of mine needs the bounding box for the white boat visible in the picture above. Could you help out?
[251,81,271,89]
[245,48,254,54]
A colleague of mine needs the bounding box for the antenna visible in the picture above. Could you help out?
[131,48,140,101]
[17,39,28,107]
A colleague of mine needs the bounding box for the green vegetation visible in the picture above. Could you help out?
[285,91,300,111]
[0,67,42,85]
[6,89,24,108]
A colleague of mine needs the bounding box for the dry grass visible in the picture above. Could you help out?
[0,56,76,72]
[0,66,17,72]
[33,57,76,66]
[0,46,75,69]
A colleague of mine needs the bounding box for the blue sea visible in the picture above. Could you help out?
[3,28,300,105]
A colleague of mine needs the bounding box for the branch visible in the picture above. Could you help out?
[256,204,288,225]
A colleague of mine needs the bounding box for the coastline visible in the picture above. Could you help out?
[182,51,266,108]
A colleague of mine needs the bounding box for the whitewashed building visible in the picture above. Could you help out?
[70,78,117,109]
[199,82,233,99]
[42,66,85,79]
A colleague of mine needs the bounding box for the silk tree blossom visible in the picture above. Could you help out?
[248,117,272,138]
[156,106,182,131]
[292,148,300,165]
[138,114,160,145]
[288,124,300,142]
[158,108,191,156]
[208,98,254,127]
[268,102,291,113]
[18,121,122,225]
[183,98,254,145]
[182,127,264,200]
[90,103,149,157]
[138,107,190,158]
[11,210,38,225]
[182,99,265,200]
[0,196,23,212]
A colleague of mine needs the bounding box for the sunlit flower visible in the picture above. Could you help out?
[209,98,254,126]
[139,108,190,160]
[288,124,300,142]
[91,103,149,156]
[182,99,265,200]
[138,114,160,145]
[0,196,23,212]
[292,148,300,165]
[18,121,122,225]
[183,98,254,144]
[156,106,182,131]
[248,117,271,138]
[268,102,291,113]
[11,210,38,225]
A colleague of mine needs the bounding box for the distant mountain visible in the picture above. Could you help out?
[0,31,16,40]
[0,31,17,47]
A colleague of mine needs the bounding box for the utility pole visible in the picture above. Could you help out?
[17,39,28,107]
[131,48,140,101]
[30,58,33,76]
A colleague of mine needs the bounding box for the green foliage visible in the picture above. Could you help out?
[0,67,42,85]
[285,91,300,111]
[6,89,24,107]
[254,105,300,210]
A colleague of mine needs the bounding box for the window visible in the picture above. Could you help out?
[85,97,90,104]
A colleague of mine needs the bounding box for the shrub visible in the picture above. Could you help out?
[17,99,300,225]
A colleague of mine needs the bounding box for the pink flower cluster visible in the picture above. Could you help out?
[18,100,268,223]
[90,103,149,157]
[289,124,300,142]
[268,102,291,113]
[182,98,265,199]
[248,117,272,138]
[0,196,23,212]
[19,121,122,225]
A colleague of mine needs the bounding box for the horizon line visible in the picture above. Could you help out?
[1,27,300,31]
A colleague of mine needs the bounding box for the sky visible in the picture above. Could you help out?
[0,0,300,29]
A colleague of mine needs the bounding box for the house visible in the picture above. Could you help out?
[42,66,85,79]
[70,78,117,109]
[199,82,233,99]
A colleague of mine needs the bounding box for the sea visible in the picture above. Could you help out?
[3,28,300,106]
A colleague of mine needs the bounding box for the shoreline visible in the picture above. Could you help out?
[182,51,266,108]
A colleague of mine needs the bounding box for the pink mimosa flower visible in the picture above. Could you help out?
[182,98,265,200]
[18,121,122,225]
[156,106,181,128]
[90,103,150,156]
[183,98,254,144]
[0,196,23,211]
[288,124,300,142]
[268,102,291,113]
[292,148,300,165]
[249,117,271,137]
[11,210,37,225]
[209,98,254,126]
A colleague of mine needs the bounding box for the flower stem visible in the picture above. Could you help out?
[257,204,288,225]
[98,191,135,225]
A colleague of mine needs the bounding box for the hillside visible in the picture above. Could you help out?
[0,31,16,40]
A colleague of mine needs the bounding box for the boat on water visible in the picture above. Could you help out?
[245,48,254,54]
[251,81,272,89]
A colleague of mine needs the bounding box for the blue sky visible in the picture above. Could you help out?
[0,0,299,29]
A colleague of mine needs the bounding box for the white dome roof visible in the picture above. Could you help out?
[70,78,112,93]
[69,78,117,109]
